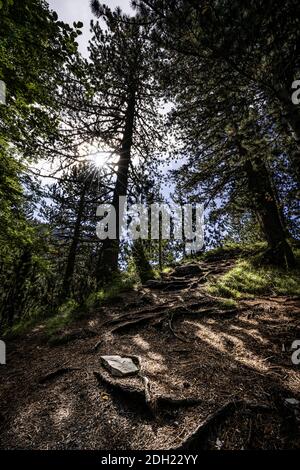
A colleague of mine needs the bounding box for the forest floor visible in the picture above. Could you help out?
[1,254,300,450]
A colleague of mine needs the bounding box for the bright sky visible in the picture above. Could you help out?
[47,0,134,57]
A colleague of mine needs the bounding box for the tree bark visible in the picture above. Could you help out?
[232,124,295,267]
[241,150,295,268]
[277,88,300,182]
[97,85,136,284]
[158,210,164,272]
[2,248,32,326]
[132,239,154,283]
[61,184,87,298]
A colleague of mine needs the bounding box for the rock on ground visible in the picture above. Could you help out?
[100,355,140,377]
[172,263,203,277]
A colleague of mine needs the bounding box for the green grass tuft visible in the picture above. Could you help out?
[84,272,137,312]
[201,241,267,262]
[207,252,300,300]
[215,297,238,309]
[45,299,80,337]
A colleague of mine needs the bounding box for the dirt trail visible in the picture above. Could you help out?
[1,258,300,450]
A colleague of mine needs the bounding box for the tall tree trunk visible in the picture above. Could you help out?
[231,120,295,267]
[277,88,300,182]
[237,141,295,267]
[61,184,87,299]
[97,86,136,284]
[158,212,163,272]
[132,239,154,283]
[2,248,32,326]
[265,157,292,239]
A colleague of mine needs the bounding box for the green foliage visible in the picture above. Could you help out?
[215,298,238,310]
[0,1,81,329]
[3,316,39,339]
[132,239,155,283]
[84,272,137,311]
[161,266,172,274]
[0,0,80,161]
[45,299,80,336]
[152,266,171,279]
[0,145,55,329]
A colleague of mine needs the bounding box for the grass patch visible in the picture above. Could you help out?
[2,272,138,340]
[3,317,37,338]
[215,298,238,309]
[161,266,173,274]
[2,306,48,339]
[84,272,137,312]
[207,255,300,300]
[151,266,172,278]
[200,241,267,262]
[45,299,80,337]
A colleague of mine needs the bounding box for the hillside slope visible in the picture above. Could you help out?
[1,254,300,450]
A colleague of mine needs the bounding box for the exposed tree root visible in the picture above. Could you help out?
[145,279,192,290]
[172,400,274,450]
[110,311,168,333]
[141,374,151,405]
[168,311,188,342]
[159,396,203,408]
[94,353,154,414]
[92,339,102,352]
[93,370,147,405]
[93,369,204,415]
[102,302,173,327]
[108,301,241,334]
[162,282,194,292]
[103,298,213,329]
[38,367,80,384]
[106,301,209,333]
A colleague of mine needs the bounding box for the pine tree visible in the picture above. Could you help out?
[134,0,300,180]
[76,2,165,283]
[43,163,112,300]
[134,0,297,266]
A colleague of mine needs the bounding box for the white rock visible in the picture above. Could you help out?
[284,398,300,407]
[100,355,139,377]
